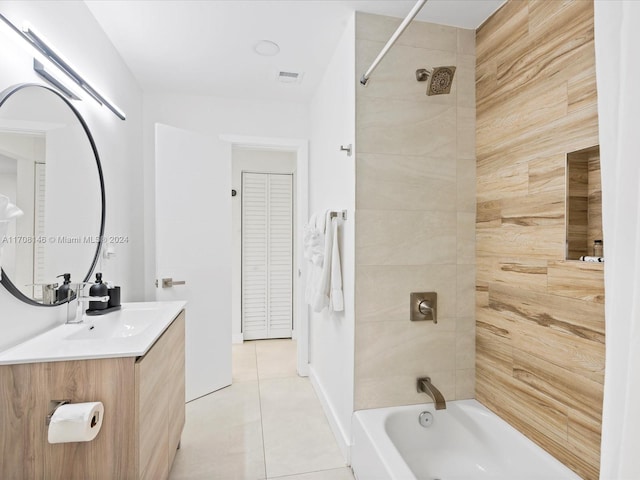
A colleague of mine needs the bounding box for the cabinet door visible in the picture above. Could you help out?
[136,311,186,479]
[166,311,185,469]
[136,327,170,479]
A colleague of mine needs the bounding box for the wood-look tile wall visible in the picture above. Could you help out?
[354,12,477,410]
[475,1,603,479]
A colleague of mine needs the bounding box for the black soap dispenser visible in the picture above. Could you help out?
[89,272,108,310]
[56,273,74,303]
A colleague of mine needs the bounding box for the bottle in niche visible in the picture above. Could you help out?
[89,272,109,310]
[593,240,603,257]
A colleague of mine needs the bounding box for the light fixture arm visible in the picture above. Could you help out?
[0,13,126,120]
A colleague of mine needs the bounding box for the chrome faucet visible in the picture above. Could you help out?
[65,282,109,324]
[417,376,447,410]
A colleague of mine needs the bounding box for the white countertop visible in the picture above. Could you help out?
[0,301,186,365]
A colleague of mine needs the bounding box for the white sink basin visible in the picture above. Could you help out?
[0,301,187,365]
[66,310,156,340]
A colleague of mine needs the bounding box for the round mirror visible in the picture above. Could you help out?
[0,84,105,305]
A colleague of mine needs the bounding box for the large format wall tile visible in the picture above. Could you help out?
[455,368,475,399]
[354,12,476,413]
[357,96,456,158]
[356,210,457,265]
[355,264,457,327]
[457,265,476,317]
[457,158,477,213]
[356,321,456,377]
[457,29,476,56]
[475,2,603,479]
[356,153,456,211]
[356,39,457,105]
[355,367,457,410]
[457,107,476,160]
[457,54,476,109]
[356,12,458,52]
[457,213,476,264]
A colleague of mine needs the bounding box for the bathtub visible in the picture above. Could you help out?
[351,399,582,480]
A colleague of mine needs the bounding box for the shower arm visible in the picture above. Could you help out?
[359,0,428,86]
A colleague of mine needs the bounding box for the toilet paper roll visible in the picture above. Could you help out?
[47,402,104,444]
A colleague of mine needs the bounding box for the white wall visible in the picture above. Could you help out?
[231,147,297,342]
[307,14,356,460]
[0,1,144,351]
[142,93,309,300]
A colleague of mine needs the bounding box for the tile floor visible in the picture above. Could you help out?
[169,339,354,480]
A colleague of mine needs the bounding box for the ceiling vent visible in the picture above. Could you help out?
[276,70,304,84]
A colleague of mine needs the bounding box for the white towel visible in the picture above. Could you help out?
[312,211,333,312]
[304,212,326,305]
[303,213,324,266]
[0,195,22,221]
[329,216,344,312]
[580,256,604,262]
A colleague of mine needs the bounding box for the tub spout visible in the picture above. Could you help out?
[417,377,446,410]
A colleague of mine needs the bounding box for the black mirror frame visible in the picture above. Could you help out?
[0,83,106,306]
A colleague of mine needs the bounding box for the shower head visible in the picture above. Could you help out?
[415,66,456,96]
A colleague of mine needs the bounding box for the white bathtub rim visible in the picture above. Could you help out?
[353,404,422,480]
[352,399,583,480]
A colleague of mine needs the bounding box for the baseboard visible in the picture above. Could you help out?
[232,333,244,344]
[308,365,351,464]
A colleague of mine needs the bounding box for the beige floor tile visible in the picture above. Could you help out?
[172,339,346,480]
[233,341,258,382]
[255,339,298,380]
[260,377,346,478]
[268,467,355,480]
[170,381,266,480]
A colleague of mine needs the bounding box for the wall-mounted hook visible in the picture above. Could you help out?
[340,144,353,156]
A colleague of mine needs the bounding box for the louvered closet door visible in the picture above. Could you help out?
[242,172,293,340]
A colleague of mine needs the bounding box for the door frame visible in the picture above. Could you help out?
[220,134,309,377]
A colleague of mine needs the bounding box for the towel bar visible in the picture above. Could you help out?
[330,210,347,221]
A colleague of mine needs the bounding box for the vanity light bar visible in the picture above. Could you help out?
[0,14,80,100]
[0,13,126,120]
[33,59,82,100]
[21,24,126,120]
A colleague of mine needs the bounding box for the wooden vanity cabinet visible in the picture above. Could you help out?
[136,310,186,479]
[0,310,186,480]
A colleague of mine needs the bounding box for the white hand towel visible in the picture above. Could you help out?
[305,211,327,306]
[303,213,323,265]
[312,211,333,312]
[329,216,344,312]
[0,195,23,221]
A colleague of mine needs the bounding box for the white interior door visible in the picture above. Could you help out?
[242,172,293,340]
[155,123,231,401]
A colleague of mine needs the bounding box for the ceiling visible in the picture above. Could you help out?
[85,0,505,103]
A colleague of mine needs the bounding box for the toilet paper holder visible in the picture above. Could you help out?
[46,399,71,425]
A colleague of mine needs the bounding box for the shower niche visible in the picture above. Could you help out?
[565,145,603,260]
